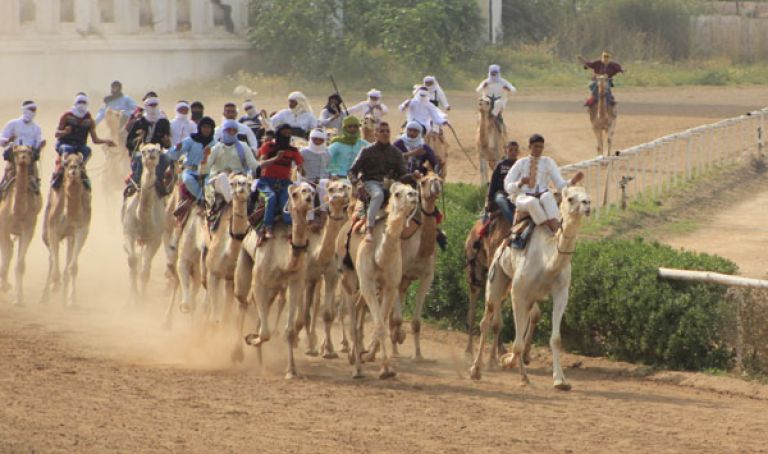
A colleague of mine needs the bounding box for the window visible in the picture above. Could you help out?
[99,0,115,23]
[60,0,75,23]
[19,0,36,24]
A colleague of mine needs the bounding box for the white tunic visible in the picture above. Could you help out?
[427,86,450,110]
[398,98,448,133]
[347,102,388,121]
[170,117,197,147]
[270,109,317,133]
[0,117,43,148]
[503,156,568,196]
[476,78,517,116]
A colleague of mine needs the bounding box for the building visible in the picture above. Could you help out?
[0,0,251,99]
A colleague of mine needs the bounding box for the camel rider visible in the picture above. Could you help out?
[348,89,388,123]
[486,140,519,224]
[256,124,304,239]
[270,92,318,139]
[166,116,216,214]
[318,94,347,132]
[398,86,449,135]
[579,51,624,106]
[202,119,260,216]
[53,93,115,190]
[392,120,439,175]
[190,101,205,125]
[348,121,408,243]
[215,102,259,153]
[504,134,583,237]
[169,100,197,148]
[95,80,137,125]
[0,100,45,194]
[327,116,369,177]
[300,129,332,227]
[423,76,451,111]
[239,100,269,145]
[124,96,172,198]
[476,64,516,129]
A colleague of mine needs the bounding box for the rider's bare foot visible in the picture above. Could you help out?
[364,231,374,242]
[265,227,274,239]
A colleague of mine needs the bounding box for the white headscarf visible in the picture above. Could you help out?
[307,128,327,155]
[488,64,501,84]
[288,91,312,116]
[423,76,439,93]
[144,97,161,123]
[400,120,424,151]
[174,101,190,120]
[367,89,382,106]
[71,94,89,118]
[414,86,430,104]
[242,100,257,117]
[22,102,36,123]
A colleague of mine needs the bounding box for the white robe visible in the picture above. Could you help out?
[476,78,517,116]
[348,101,388,121]
[398,98,448,133]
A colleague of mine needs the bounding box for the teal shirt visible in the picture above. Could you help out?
[327,138,369,177]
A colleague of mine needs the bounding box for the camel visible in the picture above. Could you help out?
[337,182,419,379]
[121,144,168,303]
[463,213,516,363]
[163,201,204,328]
[296,179,352,358]
[40,153,91,307]
[0,146,43,305]
[231,182,315,379]
[203,173,251,324]
[589,75,618,156]
[477,96,507,186]
[469,186,592,390]
[425,130,449,179]
[396,172,443,360]
[361,113,377,143]
[101,109,131,196]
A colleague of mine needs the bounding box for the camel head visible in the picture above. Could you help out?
[416,171,443,204]
[386,182,419,218]
[560,186,592,221]
[288,182,315,219]
[12,145,34,168]
[229,173,250,203]
[362,114,376,129]
[595,74,608,97]
[139,143,162,170]
[105,108,122,130]
[478,96,492,114]
[325,179,352,217]
[63,153,84,183]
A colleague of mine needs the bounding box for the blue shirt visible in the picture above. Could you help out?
[166,136,213,172]
[327,138,368,177]
[95,95,138,124]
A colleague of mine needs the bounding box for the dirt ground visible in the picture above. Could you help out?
[1,86,768,452]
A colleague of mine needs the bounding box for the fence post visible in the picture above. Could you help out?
[685,133,692,181]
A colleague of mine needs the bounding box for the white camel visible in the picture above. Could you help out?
[121,144,168,303]
[470,186,592,390]
[41,153,91,307]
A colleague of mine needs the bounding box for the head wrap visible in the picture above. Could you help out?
[330,115,361,145]
[288,91,312,115]
[307,129,328,155]
[401,120,424,151]
[143,97,161,122]
[22,101,36,123]
[488,64,501,83]
[602,51,612,60]
[221,119,240,145]
[367,89,381,106]
[191,116,215,145]
[242,100,256,116]
[415,86,430,103]
[72,94,89,118]
[175,101,190,121]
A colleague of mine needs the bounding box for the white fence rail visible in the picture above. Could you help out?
[560,108,768,216]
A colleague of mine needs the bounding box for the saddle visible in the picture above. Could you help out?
[508,213,534,250]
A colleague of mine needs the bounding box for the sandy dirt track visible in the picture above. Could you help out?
[1,86,767,452]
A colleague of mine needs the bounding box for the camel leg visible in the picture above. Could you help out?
[388,282,407,357]
[299,281,318,356]
[231,249,253,363]
[205,274,220,323]
[348,293,365,378]
[320,274,339,359]
[308,282,322,355]
[271,290,287,337]
[337,289,350,354]
[64,229,87,307]
[124,235,139,304]
[470,259,510,380]
[479,158,488,186]
[244,284,279,347]
[284,281,303,379]
[411,270,434,362]
[358,265,393,379]
[140,239,162,298]
[13,231,33,306]
[594,127,604,156]
[0,232,13,295]
[551,284,571,391]
[507,287,532,385]
[465,281,481,358]
[488,296,505,370]
[522,303,541,365]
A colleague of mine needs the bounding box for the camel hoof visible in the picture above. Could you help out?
[305,349,319,357]
[179,303,194,314]
[361,351,376,363]
[378,369,396,380]
[554,382,572,392]
[340,340,350,353]
[413,354,426,363]
[499,353,517,369]
[523,354,532,366]
[322,351,338,360]
[352,370,365,379]
[285,371,299,380]
[469,365,482,380]
[231,347,245,364]
[519,376,530,387]
[244,333,269,347]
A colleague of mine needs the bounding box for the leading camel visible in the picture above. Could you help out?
[477,96,506,186]
[470,186,592,390]
[0,145,43,305]
[41,153,91,307]
[590,75,617,155]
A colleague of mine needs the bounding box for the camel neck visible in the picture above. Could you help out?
[286,208,310,270]
[138,163,157,223]
[416,196,438,258]
[316,207,346,263]
[64,175,84,221]
[376,208,409,266]
[13,163,29,218]
[546,215,581,276]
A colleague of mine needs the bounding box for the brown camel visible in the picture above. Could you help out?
[231,182,315,379]
[425,130,448,178]
[0,146,43,305]
[477,96,507,186]
[589,75,618,155]
[337,182,419,379]
[41,153,91,307]
[296,179,352,358]
[362,114,377,143]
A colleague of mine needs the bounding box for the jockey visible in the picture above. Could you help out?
[215,102,259,153]
[95,80,137,125]
[239,99,268,145]
[270,92,318,139]
[348,89,388,122]
[318,94,346,132]
[348,121,408,242]
[503,134,583,235]
[256,123,304,239]
[190,101,205,125]
[486,140,519,224]
[578,51,624,106]
[300,128,331,182]
[169,100,197,148]
[392,120,439,175]
[166,116,216,208]
[423,76,450,111]
[123,96,172,197]
[53,93,115,189]
[476,64,516,126]
[327,116,369,177]
[124,91,165,135]
[1,100,45,193]
[398,86,449,134]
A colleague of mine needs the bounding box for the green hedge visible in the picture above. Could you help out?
[406,183,739,372]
